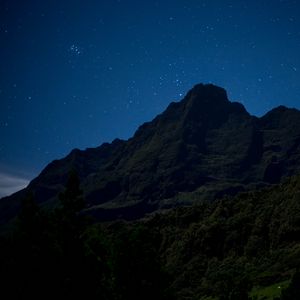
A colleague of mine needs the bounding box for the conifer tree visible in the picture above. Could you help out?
[59,169,85,216]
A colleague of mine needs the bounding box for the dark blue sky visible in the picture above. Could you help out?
[1,0,300,196]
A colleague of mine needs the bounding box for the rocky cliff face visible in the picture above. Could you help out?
[2,84,300,222]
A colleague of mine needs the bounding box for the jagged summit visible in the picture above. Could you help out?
[1,84,300,223]
[185,83,229,102]
[135,84,247,139]
[165,83,230,115]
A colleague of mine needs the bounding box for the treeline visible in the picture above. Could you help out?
[146,176,300,300]
[0,171,171,299]
[1,172,300,299]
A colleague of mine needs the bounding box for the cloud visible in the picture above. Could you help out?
[0,172,30,198]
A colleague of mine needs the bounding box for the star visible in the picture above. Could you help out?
[69,44,81,55]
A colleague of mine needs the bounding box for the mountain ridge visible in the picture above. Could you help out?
[2,83,300,224]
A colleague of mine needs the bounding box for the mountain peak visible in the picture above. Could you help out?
[175,83,248,131]
[190,83,228,98]
[183,83,229,107]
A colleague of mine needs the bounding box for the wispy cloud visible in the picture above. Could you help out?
[0,172,30,198]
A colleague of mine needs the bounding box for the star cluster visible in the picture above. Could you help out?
[1,0,300,187]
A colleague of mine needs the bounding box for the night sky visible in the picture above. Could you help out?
[1,0,300,197]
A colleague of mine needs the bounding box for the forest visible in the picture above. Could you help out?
[1,171,300,300]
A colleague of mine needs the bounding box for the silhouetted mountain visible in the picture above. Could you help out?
[2,83,300,223]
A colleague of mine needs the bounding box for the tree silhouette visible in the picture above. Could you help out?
[59,169,85,215]
[17,192,40,235]
[55,169,93,298]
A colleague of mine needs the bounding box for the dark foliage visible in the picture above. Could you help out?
[0,172,171,299]
[1,174,300,299]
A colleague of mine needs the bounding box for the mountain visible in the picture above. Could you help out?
[2,83,300,223]
[1,83,300,299]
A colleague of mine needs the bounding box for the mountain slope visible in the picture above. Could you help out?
[2,83,300,223]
